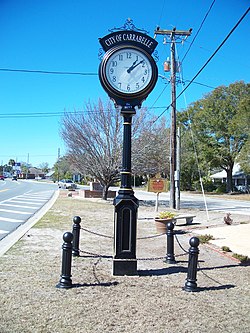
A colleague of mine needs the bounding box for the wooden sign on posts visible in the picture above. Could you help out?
[148,177,167,193]
[148,176,167,212]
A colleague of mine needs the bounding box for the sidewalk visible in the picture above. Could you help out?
[193,223,250,257]
[133,189,250,258]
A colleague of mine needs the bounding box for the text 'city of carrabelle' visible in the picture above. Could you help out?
[104,33,154,49]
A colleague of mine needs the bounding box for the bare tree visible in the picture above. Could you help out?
[132,116,170,178]
[39,162,49,173]
[61,99,151,199]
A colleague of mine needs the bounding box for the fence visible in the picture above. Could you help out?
[56,216,200,291]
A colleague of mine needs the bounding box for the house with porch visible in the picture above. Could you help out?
[210,163,250,193]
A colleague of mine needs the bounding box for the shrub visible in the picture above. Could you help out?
[221,246,231,252]
[215,183,227,193]
[192,177,216,192]
[198,234,214,244]
[232,253,249,262]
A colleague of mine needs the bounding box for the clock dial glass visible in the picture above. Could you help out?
[105,48,152,94]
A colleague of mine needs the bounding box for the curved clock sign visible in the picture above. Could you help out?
[99,30,158,108]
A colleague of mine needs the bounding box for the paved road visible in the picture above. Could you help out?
[0,179,57,241]
[125,189,250,216]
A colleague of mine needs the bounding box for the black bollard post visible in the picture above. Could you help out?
[72,216,81,257]
[165,221,176,264]
[184,237,200,292]
[56,232,74,289]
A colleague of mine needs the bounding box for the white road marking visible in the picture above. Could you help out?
[0,203,39,209]
[0,209,31,214]
[14,198,47,202]
[0,217,24,222]
[0,190,56,246]
[5,200,43,205]
[0,189,8,193]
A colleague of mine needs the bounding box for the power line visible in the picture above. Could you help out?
[157,0,166,28]
[1,7,248,122]
[0,106,170,119]
[176,6,249,101]
[148,80,170,111]
[0,74,216,119]
[0,68,98,76]
[0,76,214,119]
[181,0,216,63]
[184,80,215,89]
[0,62,213,90]
[153,6,250,123]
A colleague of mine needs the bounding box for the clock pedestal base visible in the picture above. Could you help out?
[113,192,138,276]
[113,259,137,276]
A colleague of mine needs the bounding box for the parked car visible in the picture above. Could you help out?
[0,175,4,180]
[58,179,77,190]
[236,185,249,193]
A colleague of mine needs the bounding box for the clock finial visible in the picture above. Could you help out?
[109,19,149,34]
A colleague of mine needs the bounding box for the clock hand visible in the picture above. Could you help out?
[127,60,144,73]
[127,60,137,73]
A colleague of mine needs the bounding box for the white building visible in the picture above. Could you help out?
[210,163,249,193]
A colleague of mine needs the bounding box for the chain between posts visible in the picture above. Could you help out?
[80,248,187,261]
[80,226,166,240]
[59,217,203,289]
[174,233,189,254]
[80,227,113,239]
[78,225,189,262]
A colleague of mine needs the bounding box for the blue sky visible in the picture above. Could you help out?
[0,0,249,168]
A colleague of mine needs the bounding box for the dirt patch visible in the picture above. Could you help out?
[0,196,249,333]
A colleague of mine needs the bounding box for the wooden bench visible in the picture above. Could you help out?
[174,215,196,225]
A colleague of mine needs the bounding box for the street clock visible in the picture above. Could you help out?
[99,45,158,106]
[99,30,158,108]
[98,24,159,275]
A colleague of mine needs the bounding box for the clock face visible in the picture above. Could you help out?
[105,48,153,94]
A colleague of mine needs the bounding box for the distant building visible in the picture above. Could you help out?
[20,167,45,180]
[45,170,55,180]
[210,164,250,192]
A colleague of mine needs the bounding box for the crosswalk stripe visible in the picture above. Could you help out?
[15,198,47,202]
[23,195,51,201]
[6,200,43,205]
[0,209,31,214]
[0,229,8,235]
[0,217,24,222]
[0,203,39,209]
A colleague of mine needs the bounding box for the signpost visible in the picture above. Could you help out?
[98,19,158,275]
[148,175,167,212]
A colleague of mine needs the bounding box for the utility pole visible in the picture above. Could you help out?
[154,27,191,209]
[26,153,29,179]
[170,34,177,209]
[176,127,181,210]
[57,148,60,182]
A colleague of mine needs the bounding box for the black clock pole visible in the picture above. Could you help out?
[113,106,139,276]
[98,24,158,276]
